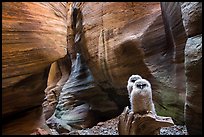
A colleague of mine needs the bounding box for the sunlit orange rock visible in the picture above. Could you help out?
[2,2,68,134]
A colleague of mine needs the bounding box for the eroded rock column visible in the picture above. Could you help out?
[181,2,202,135]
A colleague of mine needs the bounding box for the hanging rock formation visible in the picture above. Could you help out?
[46,53,119,133]
[45,3,119,132]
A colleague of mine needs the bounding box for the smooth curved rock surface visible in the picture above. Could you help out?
[160,2,187,124]
[46,53,119,134]
[65,2,187,125]
[2,2,68,135]
[2,2,67,117]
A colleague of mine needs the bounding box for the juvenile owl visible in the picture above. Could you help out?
[130,78,156,115]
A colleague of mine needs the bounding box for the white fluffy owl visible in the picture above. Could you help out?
[127,76,156,115]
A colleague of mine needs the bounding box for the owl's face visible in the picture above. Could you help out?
[132,79,152,95]
[127,75,142,95]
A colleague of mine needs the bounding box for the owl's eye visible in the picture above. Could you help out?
[131,79,136,83]
[136,83,147,89]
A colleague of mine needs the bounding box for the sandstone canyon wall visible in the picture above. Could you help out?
[181,2,202,135]
[160,2,187,124]
[2,2,68,134]
[65,2,187,126]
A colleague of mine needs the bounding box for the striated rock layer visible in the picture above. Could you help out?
[2,2,68,134]
[46,53,119,133]
[2,2,201,135]
[44,3,121,133]
[64,2,187,127]
[160,2,187,124]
